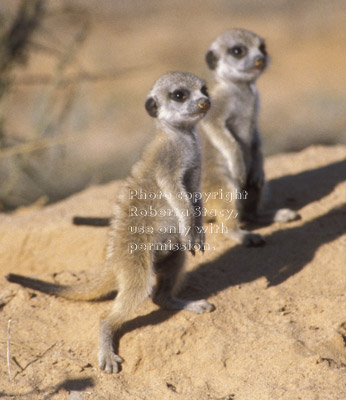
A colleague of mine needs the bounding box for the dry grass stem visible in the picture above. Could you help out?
[7,318,12,381]
[0,134,79,159]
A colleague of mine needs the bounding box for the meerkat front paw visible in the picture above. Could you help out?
[98,350,123,374]
[186,225,205,255]
[194,227,206,252]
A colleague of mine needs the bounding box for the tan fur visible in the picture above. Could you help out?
[7,72,214,374]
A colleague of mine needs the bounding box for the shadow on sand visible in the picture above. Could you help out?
[115,158,346,346]
[0,377,94,399]
[265,158,346,211]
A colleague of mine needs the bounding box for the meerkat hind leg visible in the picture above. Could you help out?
[270,208,299,222]
[243,184,299,224]
[252,208,299,224]
[98,257,154,373]
[153,250,215,314]
[206,181,265,247]
[243,194,299,224]
[226,228,265,247]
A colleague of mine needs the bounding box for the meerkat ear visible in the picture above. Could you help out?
[205,50,218,70]
[145,96,158,118]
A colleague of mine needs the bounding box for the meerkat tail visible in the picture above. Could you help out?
[72,216,111,227]
[6,270,117,301]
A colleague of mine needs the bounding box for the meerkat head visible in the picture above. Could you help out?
[145,72,210,130]
[205,29,268,83]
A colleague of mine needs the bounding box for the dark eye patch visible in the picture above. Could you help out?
[201,85,209,97]
[170,89,190,103]
[259,43,267,56]
[227,45,247,59]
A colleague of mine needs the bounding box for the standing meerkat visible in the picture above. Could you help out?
[7,71,214,374]
[200,28,299,246]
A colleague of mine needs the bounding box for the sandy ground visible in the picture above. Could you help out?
[0,144,346,399]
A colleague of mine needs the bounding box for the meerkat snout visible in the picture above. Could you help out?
[254,55,266,70]
[198,97,211,112]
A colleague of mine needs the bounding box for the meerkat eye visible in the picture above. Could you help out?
[259,43,267,56]
[201,85,209,97]
[228,45,247,58]
[170,89,190,103]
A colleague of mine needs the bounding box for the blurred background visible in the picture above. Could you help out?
[0,0,345,210]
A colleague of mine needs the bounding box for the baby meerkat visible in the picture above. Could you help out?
[7,71,214,374]
[200,28,299,246]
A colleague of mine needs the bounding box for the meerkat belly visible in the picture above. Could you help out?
[226,107,256,172]
[203,137,232,180]
[233,125,253,168]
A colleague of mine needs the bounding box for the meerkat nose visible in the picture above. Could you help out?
[198,98,211,111]
[254,55,266,69]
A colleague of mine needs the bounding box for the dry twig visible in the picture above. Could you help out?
[0,134,79,159]
[7,318,12,381]
[14,342,57,378]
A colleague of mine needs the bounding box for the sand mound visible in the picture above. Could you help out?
[0,145,345,399]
